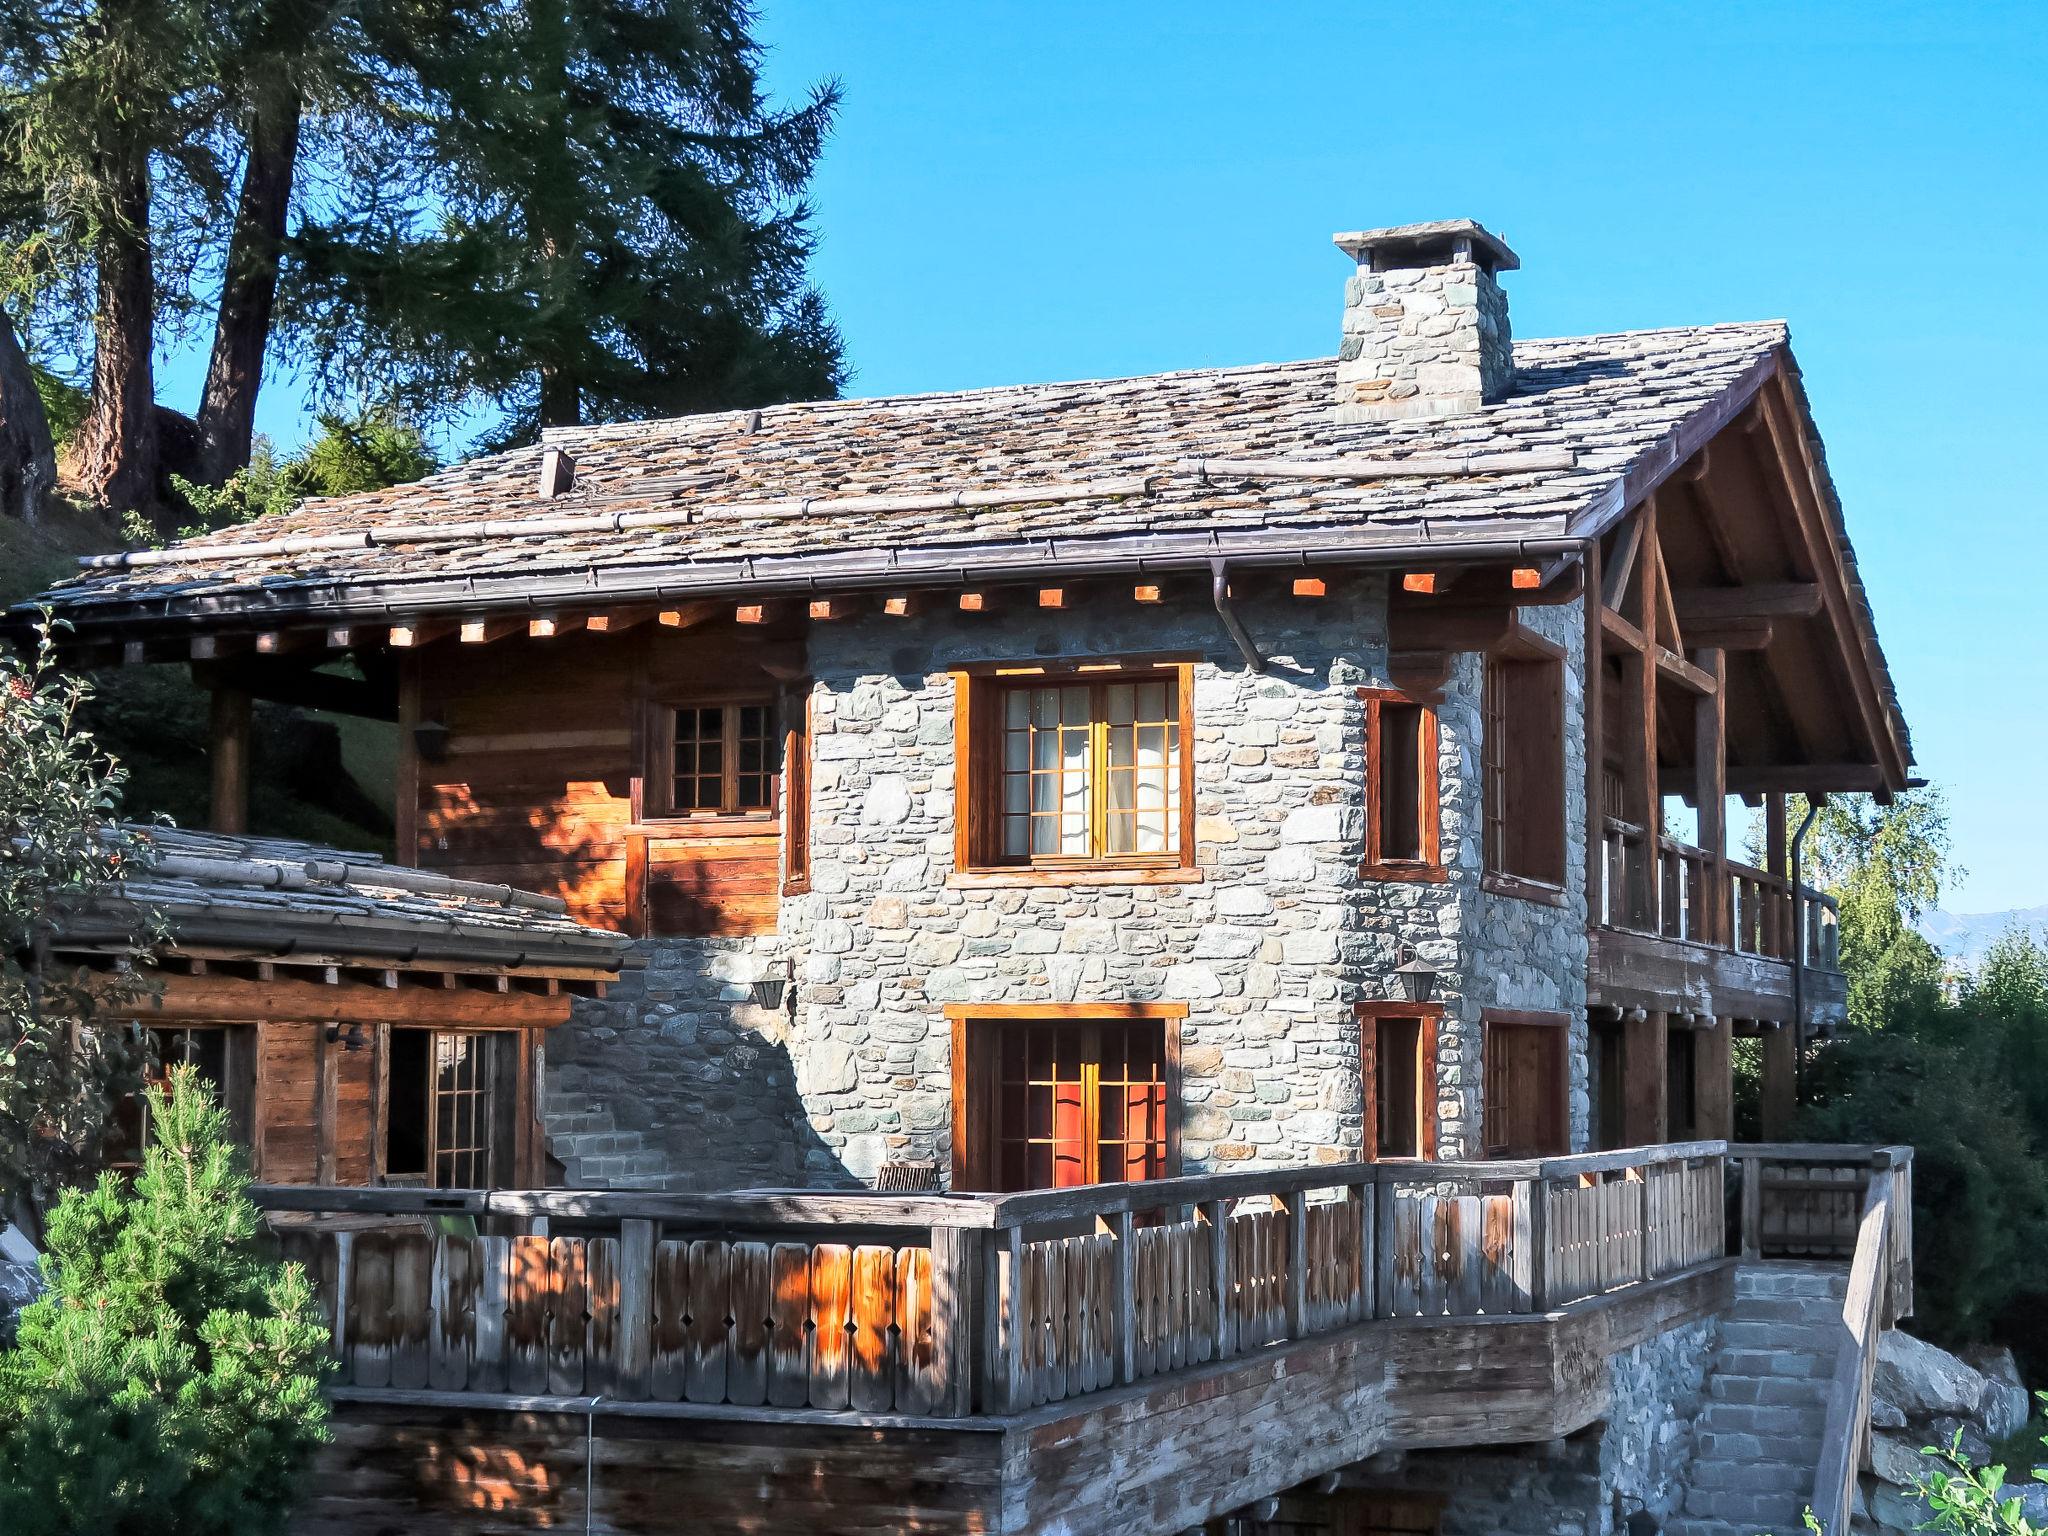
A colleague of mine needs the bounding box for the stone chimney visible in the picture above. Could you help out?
[1332,219,1519,422]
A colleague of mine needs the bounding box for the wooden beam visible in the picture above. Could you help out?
[656,601,724,631]
[190,633,252,661]
[324,624,362,650]
[735,602,781,625]
[1681,616,1775,652]
[388,620,455,648]
[1291,576,1328,598]
[137,969,576,1029]
[1038,588,1067,609]
[1761,1020,1798,1139]
[1672,583,1822,622]
[1636,503,1662,926]
[1388,602,1516,655]
[1583,537,1606,928]
[806,597,853,621]
[1133,583,1164,605]
[1602,511,1645,611]
[527,614,586,640]
[1600,605,1647,652]
[459,616,525,645]
[255,629,322,657]
[881,594,919,618]
[1510,567,1542,591]
[1654,647,1717,696]
[957,592,995,614]
[1696,1014,1734,1140]
[1400,571,1456,596]
[585,607,656,635]
[1726,763,1886,795]
[208,687,252,836]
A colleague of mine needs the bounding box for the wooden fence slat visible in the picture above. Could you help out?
[429,1236,474,1392]
[506,1233,550,1395]
[894,1245,935,1415]
[348,1233,394,1389]
[650,1239,689,1402]
[727,1241,771,1408]
[848,1245,895,1412]
[767,1241,810,1409]
[615,1220,654,1401]
[471,1236,509,1393]
[547,1236,588,1397]
[808,1244,853,1410]
[686,1238,732,1406]
[584,1236,621,1397]
[1480,1194,1515,1315]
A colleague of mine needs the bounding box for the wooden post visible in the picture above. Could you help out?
[1637,505,1662,929]
[1373,1172,1398,1318]
[1695,1015,1734,1140]
[1583,538,1605,926]
[1510,1176,1547,1311]
[208,686,251,834]
[1693,647,1727,947]
[616,1219,654,1400]
[1201,1198,1230,1357]
[1109,1210,1137,1387]
[1283,1192,1309,1340]
[993,1226,1023,1413]
[1622,1009,1668,1146]
[1740,1154,1763,1259]
[928,1225,972,1417]
[1762,1022,1798,1140]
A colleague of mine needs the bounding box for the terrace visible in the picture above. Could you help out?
[259,1140,1910,1536]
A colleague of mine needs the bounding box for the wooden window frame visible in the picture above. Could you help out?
[781,686,812,895]
[950,662,1199,887]
[382,1027,519,1191]
[946,1002,1186,1192]
[1481,627,1568,905]
[644,693,782,823]
[1359,687,1444,882]
[1357,1001,1442,1160]
[1480,1007,1571,1159]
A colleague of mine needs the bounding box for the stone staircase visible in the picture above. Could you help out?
[1669,1263,1848,1536]
[543,1089,678,1190]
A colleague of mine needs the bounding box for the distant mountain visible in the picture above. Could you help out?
[1917,906,2048,971]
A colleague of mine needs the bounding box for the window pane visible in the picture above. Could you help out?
[1376,701,1425,863]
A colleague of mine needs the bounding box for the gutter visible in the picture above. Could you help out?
[15,526,1589,640]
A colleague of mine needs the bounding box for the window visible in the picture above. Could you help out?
[1482,1011,1569,1158]
[108,1025,254,1169]
[1361,688,1441,879]
[954,665,1195,877]
[1667,1026,1699,1142]
[949,1006,1181,1191]
[657,699,779,817]
[1482,643,1566,893]
[1359,1003,1439,1159]
[384,1029,514,1189]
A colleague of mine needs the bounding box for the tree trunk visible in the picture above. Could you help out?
[196,77,303,485]
[0,308,57,523]
[75,159,160,514]
[537,364,580,429]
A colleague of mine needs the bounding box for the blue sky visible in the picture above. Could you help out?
[157,1,2048,909]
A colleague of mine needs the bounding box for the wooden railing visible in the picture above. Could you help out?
[255,1142,1730,1420]
[1601,818,1842,972]
[1751,1146,1914,1536]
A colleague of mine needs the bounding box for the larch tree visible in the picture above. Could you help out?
[289,0,845,440]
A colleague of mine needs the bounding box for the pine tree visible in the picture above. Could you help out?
[0,1066,332,1536]
[290,0,844,440]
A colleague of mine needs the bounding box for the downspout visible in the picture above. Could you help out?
[1789,798,1821,1108]
[1210,558,1265,673]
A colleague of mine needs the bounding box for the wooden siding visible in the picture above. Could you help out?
[409,627,795,937]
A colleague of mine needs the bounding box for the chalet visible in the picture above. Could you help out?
[11,220,1916,1536]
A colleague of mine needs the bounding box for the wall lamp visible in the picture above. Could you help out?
[324,1022,367,1053]
[412,719,452,764]
[1393,945,1439,1005]
[749,960,792,1013]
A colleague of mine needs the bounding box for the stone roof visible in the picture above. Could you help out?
[55,826,631,976]
[36,322,1793,618]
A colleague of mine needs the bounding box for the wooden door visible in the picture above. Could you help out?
[1483,1019,1567,1158]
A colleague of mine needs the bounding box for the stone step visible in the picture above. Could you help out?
[1683,1485,1810,1525]
[1694,1404,1824,1438]
[1712,1346,1837,1378]
[1708,1373,1832,1408]
[1696,1427,1823,1459]
[1736,1265,1850,1300]
[1729,1295,1853,1325]
[1667,1516,1811,1536]
[1717,1319,1846,1353]
[1687,1457,1824,1493]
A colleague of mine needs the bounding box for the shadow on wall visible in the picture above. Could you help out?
[546,946,859,1194]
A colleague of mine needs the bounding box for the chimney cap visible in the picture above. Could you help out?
[1333,219,1519,275]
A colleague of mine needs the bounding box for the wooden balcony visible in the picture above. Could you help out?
[1591,818,1844,1026]
[261,1142,1910,1536]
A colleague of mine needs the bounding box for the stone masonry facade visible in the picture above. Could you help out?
[1335,256,1513,421]
[548,576,1589,1190]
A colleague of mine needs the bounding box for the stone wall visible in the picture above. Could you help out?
[540,578,1594,1190]
[1335,258,1514,422]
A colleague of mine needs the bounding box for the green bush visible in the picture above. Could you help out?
[0,1067,332,1535]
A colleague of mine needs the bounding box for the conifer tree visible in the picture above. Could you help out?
[0,1066,332,1536]
[290,0,844,439]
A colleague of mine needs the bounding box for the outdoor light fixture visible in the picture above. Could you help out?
[749,961,791,1013]
[411,718,452,763]
[324,1022,367,1053]
[1393,945,1438,1004]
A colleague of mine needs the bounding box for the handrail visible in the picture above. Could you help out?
[1598,819,1843,973]
[1809,1173,1896,1536]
